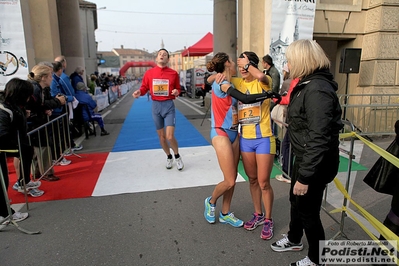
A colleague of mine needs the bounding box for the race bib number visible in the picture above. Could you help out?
[238,102,261,125]
[231,106,238,130]
[152,79,169,96]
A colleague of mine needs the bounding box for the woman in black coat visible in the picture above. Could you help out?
[270,40,343,266]
[26,63,66,182]
[0,78,35,223]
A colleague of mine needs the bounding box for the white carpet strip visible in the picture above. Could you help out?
[92,145,246,196]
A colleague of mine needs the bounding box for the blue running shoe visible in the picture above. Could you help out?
[204,196,215,224]
[219,212,244,227]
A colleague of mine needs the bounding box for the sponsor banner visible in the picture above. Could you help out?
[270,0,316,76]
[0,0,29,90]
[108,86,118,104]
[94,87,103,96]
[120,84,128,96]
[95,94,109,112]
[320,240,398,265]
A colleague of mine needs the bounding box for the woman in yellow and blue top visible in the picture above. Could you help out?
[232,51,276,240]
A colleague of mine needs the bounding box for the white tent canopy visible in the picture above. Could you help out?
[193,52,213,67]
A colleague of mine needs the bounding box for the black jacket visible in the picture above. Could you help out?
[288,68,343,185]
[26,81,62,146]
[26,81,62,127]
[0,102,29,150]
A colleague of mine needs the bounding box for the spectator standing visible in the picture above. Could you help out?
[0,78,40,224]
[262,54,281,137]
[262,54,280,95]
[363,120,399,250]
[279,64,291,96]
[69,66,85,92]
[51,59,83,146]
[132,49,184,171]
[201,72,212,107]
[88,74,97,95]
[274,66,299,184]
[26,63,66,182]
[270,40,343,266]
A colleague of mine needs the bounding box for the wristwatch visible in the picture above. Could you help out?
[243,63,251,71]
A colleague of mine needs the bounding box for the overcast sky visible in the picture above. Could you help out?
[89,0,214,53]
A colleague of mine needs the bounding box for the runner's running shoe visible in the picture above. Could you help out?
[260,218,274,240]
[204,196,215,223]
[219,212,243,227]
[166,158,173,169]
[175,157,184,171]
[244,212,265,230]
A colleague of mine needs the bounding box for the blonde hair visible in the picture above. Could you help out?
[285,39,330,79]
[28,64,52,83]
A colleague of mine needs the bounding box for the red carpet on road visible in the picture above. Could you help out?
[7,153,108,204]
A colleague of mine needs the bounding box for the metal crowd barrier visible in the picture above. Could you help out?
[12,82,135,205]
[0,147,41,234]
[9,113,73,208]
[323,119,355,240]
[28,113,72,176]
[339,94,399,136]
[273,116,398,260]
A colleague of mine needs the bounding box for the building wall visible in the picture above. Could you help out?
[22,0,86,74]
[22,0,399,100]
[169,52,183,71]
[236,0,399,99]
[56,0,85,74]
[113,48,155,78]
[313,0,399,98]
[79,3,98,76]
[22,0,61,66]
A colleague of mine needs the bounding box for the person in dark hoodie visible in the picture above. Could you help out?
[270,40,343,266]
[0,78,34,223]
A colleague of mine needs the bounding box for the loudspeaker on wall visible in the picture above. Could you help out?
[339,48,362,74]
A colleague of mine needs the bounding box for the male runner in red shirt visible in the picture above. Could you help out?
[133,49,184,171]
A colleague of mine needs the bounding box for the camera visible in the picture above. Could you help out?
[57,93,67,100]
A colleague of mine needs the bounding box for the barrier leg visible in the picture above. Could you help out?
[331,121,356,239]
[0,151,40,234]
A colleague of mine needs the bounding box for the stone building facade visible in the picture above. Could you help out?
[233,0,399,132]
[237,0,399,96]
[20,0,399,108]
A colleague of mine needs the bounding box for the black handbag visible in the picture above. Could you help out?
[363,140,399,195]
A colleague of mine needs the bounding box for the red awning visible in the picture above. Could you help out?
[181,32,213,57]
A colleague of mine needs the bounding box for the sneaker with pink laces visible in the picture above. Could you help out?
[261,218,274,240]
[244,213,265,231]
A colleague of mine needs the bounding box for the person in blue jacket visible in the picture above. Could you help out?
[70,66,85,92]
[50,60,82,165]
[74,82,109,136]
